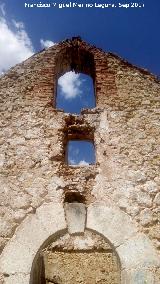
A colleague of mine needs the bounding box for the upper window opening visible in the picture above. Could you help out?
[67,140,95,166]
[54,47,96,114]
[56,71,95,114]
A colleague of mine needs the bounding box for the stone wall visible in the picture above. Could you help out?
[0,37,160,283]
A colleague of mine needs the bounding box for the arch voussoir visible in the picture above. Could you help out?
[0,203,67,279]
[86,203,160,283]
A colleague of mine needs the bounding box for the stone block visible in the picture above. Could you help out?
[65,203,86,235]
[154,193,160,206]
[36,203,67,237]
[86,203,138,247]
[0,203,66,275]
[139,208,153,226]
[117,233,160,269]
[3,274,30,284]
[121,269,155,284]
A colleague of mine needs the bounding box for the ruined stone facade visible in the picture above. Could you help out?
[0,37,160,283]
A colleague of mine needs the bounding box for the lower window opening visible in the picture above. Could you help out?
[67,140,95,166]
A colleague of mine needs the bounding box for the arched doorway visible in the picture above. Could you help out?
[32,229,121,284]
[0,203,159,283]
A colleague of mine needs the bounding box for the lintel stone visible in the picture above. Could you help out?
[65,202,86,235]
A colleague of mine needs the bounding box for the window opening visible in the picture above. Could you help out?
[56,71,95,114]
[67,140,95,166]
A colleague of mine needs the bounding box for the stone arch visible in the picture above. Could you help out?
[0,202,159,283]
[54,44,95,80]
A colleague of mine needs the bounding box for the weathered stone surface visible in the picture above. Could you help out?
[139,208,153,226]
[86,204,138,247]
[65,203,86,235]
[25,177,47,198]
[0,203,66,275]
[144,180,158,194]
[43,251,120,284]
[117,233,160,269]
[0,273,4,284]
[0,238,7,254]
[3,274,30,284]
[121,269,156,284]
[36,203,66,235]
[154,192,160,206]
[10,193,31,210]
[48,230,112,251]
[0,218,13,238]
[135,190,152,208]
[0,37,160,283]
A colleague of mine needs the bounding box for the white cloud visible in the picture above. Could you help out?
[12,19,24,30]
[68,159,76,165]
[0,13,34,74]
[40,39,56,49]
[68,159,89,166]
[58,71,82,99]
[78,160,89,166]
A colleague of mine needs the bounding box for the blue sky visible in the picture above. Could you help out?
[0,0,159,165]
[57,72,95,113]
[68,141,95,165]
[1,0,160,75]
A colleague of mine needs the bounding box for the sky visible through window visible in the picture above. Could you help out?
[57,71,95,165]
[57,71,95,114]
[67,141,95,166]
